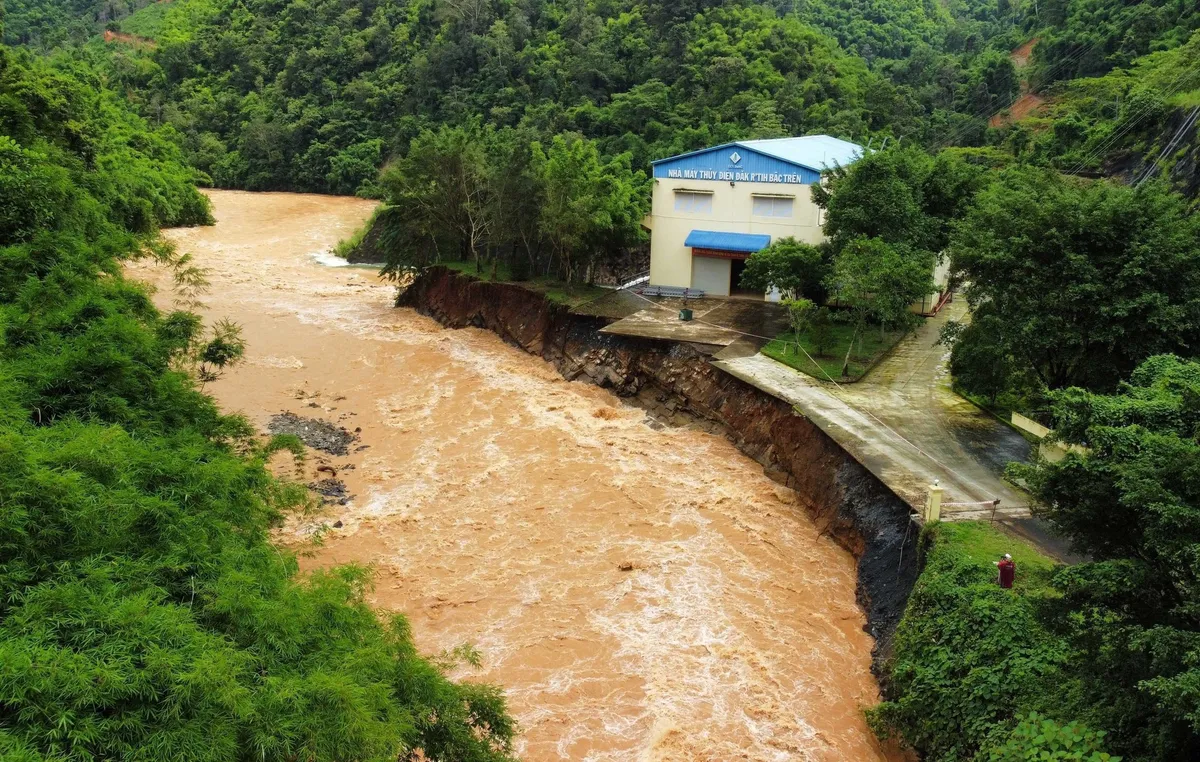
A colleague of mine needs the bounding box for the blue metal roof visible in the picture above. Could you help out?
[739,135,863,171]
[684,230,771,252]
[652,134,864,174]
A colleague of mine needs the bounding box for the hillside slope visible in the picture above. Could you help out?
[80,0,1029,194]
[0,41,518,762]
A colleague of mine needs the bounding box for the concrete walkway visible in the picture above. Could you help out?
[598,296,789,349]
[713,299,1034,521]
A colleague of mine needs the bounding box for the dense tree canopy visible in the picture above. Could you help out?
[43,0,1033,198]
[7,0,1199,192]
[1015,355,1200,760]
[0,43,516,762]
[947,169,1200,398]
[816,143,992,253]
[0,47,211,234]
[2,0,154,48]
[1034,0,1200,82]
[370,122,647,281]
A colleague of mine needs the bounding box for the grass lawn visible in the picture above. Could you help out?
[933,521,1059,593]
[437,260,610,307]
[762,323,908,382]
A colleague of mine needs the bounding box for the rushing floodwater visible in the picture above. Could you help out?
[145,190,899,762]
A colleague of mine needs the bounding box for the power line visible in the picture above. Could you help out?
[927,33,1115,151]
[1064,64,1200,177]
[1133,104,1200,186]
[879,32,1113,153]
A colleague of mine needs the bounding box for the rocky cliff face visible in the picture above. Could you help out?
[398,267,921,670]
[1112,106,1200,198]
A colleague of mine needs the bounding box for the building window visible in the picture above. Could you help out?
[752,195,794,218]
[674,191,713,215]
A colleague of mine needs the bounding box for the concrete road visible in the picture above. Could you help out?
[713,298,1034,520]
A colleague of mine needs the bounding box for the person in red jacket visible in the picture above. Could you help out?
[994,553,1015,589]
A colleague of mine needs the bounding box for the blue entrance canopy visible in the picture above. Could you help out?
[684,230,771,253]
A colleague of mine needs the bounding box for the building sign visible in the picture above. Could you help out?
[653,145,823,185]
[691,247,752,260]
[664,168,808,184]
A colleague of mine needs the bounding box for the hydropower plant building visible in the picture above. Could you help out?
[645,134,864,299]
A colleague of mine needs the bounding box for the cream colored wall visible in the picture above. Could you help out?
[1011,412,1090,463]
[932,252,951,290]
[908,252,953,314]
[647,178,826,291]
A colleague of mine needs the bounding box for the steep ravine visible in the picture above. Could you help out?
[399,267,921,665]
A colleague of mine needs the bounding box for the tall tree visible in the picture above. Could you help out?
[532,133,646,283]
[485,127,544,276]
[815,145,990,255]
[948,170,1200,395]
[533,133,609,284]
[1014,355,1200,759]
[827,236,932,377]
[814,145,936,252]
[379,123,492,268]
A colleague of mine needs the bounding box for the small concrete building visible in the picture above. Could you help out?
[646,135,864,299]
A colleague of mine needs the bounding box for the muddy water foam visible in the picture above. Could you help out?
[143,190,900,762]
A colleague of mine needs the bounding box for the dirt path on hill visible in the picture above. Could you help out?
[990,37,1048,128]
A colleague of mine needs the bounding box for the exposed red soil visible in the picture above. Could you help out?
[103,30,157,50]
[989,92,1048,128]
[1010,37,1038,69]
[990,38,1048,127]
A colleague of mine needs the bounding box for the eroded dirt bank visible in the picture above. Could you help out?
[147,190,908,762]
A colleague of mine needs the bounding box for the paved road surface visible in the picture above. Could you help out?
[714,299,1034,521]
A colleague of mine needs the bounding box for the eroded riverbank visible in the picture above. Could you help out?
[145,190,902,762]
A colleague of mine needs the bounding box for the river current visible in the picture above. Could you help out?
[144,190,899,762]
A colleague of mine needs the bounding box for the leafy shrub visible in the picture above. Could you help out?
[0,135,73,241]
[988,713,1120,762]
[868,524,1069,762]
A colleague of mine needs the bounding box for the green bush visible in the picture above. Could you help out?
[989,713,1120,762]
[0,42,516,762]
[868,523,1070,762]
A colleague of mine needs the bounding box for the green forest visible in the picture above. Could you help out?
[2,0,1200,760]
[0,38,515,762]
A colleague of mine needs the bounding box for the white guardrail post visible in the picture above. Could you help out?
[924,480,944,523]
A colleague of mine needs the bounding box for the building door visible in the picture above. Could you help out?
[691,256,732,296]
[729,258,757,297]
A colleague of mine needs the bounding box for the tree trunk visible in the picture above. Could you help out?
[841,328,857,379]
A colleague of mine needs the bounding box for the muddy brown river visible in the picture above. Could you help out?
[145,190,899,762]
